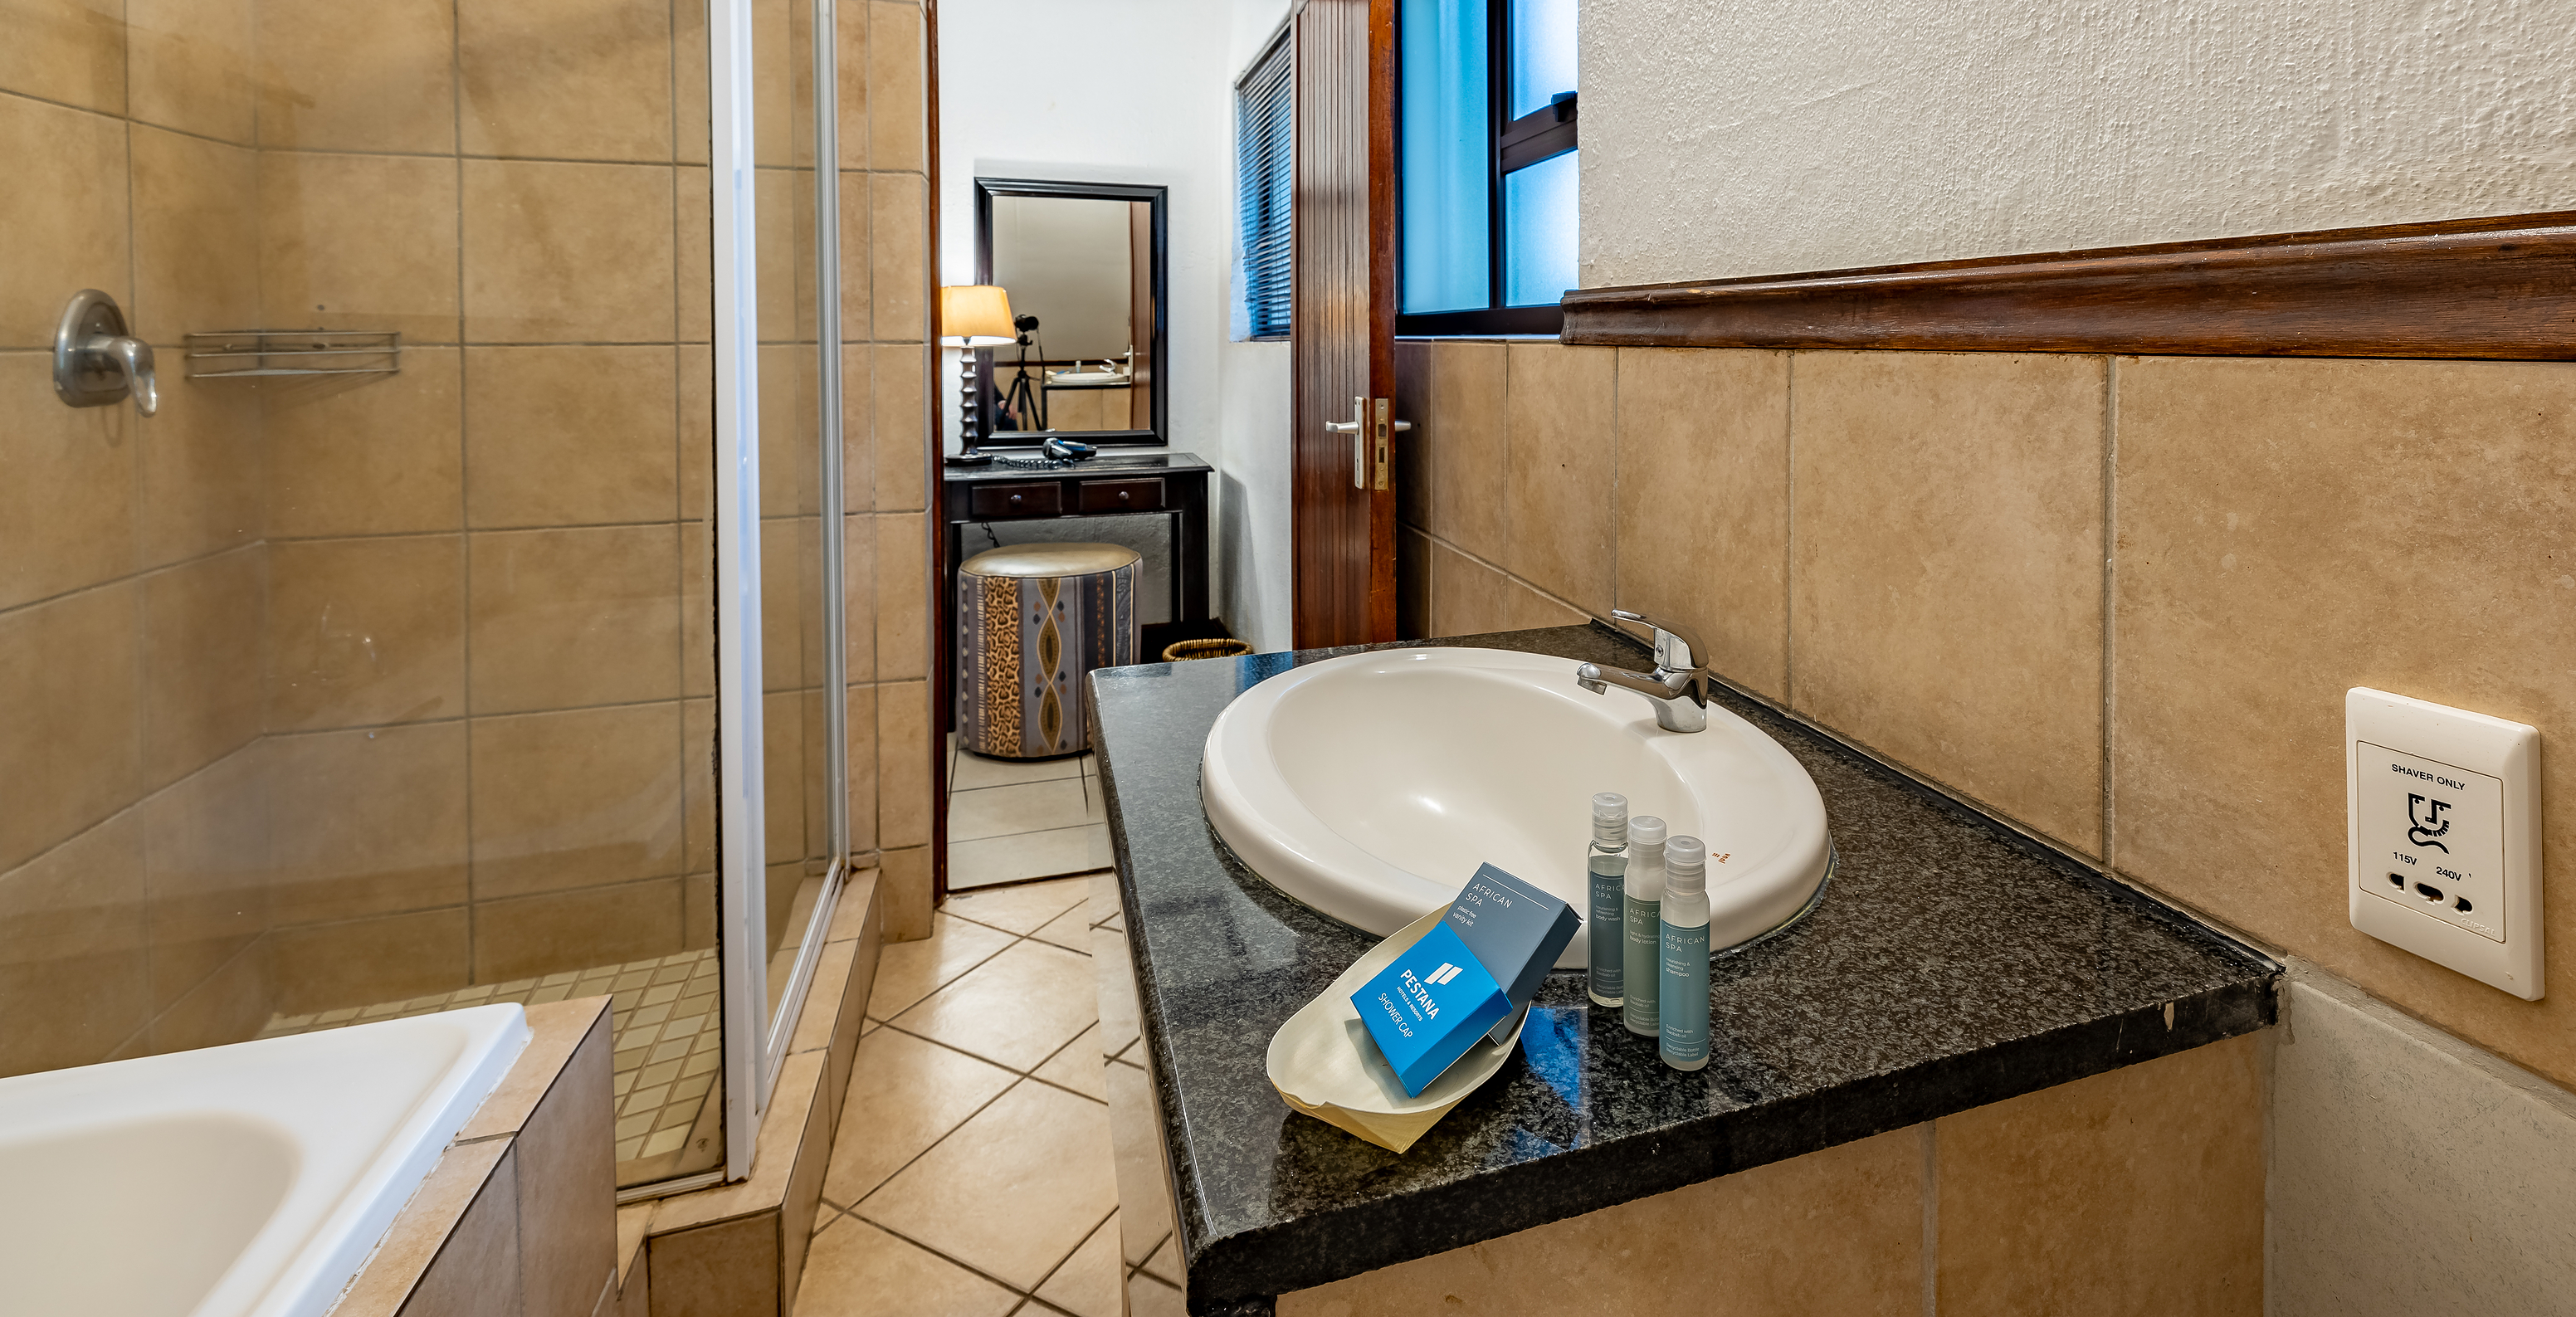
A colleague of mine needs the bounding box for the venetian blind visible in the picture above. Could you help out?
[1236,33,1294,341]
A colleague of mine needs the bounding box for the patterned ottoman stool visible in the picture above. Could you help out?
[955,543,1140,759]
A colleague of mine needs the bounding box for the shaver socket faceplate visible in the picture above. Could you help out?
[2347,688,2543,999]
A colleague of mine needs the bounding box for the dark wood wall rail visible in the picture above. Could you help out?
[1560,211,2576,359]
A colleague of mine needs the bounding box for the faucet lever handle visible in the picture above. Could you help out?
[1610,608,1705,674]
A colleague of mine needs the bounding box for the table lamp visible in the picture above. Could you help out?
[940,285,1017,466]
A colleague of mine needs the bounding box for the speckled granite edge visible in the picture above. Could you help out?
[1088,623,2281,1314]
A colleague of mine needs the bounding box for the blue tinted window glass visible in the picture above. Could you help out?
[1400,0,1490,315]
[1509,0,1577,120]
[1503,149,1577,305]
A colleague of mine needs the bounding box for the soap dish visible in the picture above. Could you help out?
[1266,906,1529,1154]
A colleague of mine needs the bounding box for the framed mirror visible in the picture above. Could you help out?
[973,178,1168,446]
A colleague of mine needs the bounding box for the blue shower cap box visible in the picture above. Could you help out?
[1351,862,1582,1097]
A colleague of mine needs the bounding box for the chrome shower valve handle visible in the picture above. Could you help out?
[53,289,158,417]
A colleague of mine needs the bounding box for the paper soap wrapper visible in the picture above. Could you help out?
[1267,906,1530,1154]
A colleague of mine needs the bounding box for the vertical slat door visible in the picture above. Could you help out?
[1291,0,1400,646]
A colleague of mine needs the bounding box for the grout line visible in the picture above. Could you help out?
[1019,1204,1120,1305]
[2099,355,2120,876]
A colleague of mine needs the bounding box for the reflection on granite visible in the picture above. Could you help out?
[1088,623,2278,1315]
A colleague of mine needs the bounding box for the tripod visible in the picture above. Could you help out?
[997,315,1047,432]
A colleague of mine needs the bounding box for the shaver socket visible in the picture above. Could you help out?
[2346,688,2542,1000]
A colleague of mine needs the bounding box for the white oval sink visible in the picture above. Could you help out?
[1201,646,1833,967]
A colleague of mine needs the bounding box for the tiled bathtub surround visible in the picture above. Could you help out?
[1395,342,2576,1095]
[0,0,939,1081]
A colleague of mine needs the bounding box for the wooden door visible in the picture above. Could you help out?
[1290,0,1399,647]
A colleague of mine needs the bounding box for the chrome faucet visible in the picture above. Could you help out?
[1576,609,1711,733]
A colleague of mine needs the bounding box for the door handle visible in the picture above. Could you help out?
[1325,398,1412,490]
[53,290,158,417]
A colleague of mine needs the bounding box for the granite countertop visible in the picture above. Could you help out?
[1088,623,2279,1315]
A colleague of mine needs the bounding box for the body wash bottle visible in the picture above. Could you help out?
[1622,816,1666,1037]
[1586,793,1627,1008]
[1659,836,1712,1071]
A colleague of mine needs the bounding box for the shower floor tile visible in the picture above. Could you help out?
[258,947,724,1180]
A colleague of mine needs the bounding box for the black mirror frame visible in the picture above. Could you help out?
[971,177,1171,448]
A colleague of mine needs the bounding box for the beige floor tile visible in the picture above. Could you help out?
[949,778,1089,842]
[822,1027,1018,1207]
[858,1080,1118,1292]
[1029,905,1091,954]
[1086,871,1120,925]
[1127,1273,1187,1317]
[1032,1212,1124,1317]
[951,749,1086,791]
[866,912,1015,1020]
[1031,1025,1106,1102]
[1142,1235,1181,1285]
[797,1214,1018,1317]
[944,876,1090,934]
[948,827,1105,891]
[891,939,1096,1071]
[1092,927,1140,1058]
[1107,1062,1174,1267]
[1081,775,1106,825]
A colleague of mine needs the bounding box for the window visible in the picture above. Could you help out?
[1398,0,1578,334]
[1236,33,1295,341]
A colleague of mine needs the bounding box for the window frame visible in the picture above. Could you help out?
[1395,0,1576,337]
[1236,30,1295,343]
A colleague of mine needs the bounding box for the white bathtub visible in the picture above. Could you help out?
[0,1003,531,1317]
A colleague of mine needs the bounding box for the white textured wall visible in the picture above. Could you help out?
[1583,0,2576,285]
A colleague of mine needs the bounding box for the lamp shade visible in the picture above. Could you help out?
[939,285,1017,345]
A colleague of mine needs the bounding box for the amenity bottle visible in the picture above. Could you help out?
[1622,816,1666,1037]
[1586,793,1628,1008]
[1659,835,1712,1071]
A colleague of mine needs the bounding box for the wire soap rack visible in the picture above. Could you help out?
[184,329,402,379]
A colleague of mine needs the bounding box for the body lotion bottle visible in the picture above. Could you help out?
[1659,835,1712,1071]
[1585,793,1627,1008]
[1622,816,1666,1036]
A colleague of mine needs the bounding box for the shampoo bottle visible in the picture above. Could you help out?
[1585,793,1627,1008]
[1658,836,1712,1071]
[1622,816,1666,1037]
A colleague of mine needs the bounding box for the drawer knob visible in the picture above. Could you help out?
[1007,494,1023,507]
[1117,490,1131,503]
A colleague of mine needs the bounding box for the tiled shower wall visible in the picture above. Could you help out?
[0,0,935,1076]
[1393,338,2576,1295]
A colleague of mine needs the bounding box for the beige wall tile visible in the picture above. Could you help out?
[136,376,263,569]
[140,745,269,1007]
[754,168,808,343]
[401,1144,524,1317]
[335,1138,512,1317]
[840,513,878,683]
[0,584,142,873]
[457,0,671,162]
[759,515,813,693]
[646,1216,779,1317]
[0,811,149,1076]
[1615,348,1790,700]
[267,349,465,538]
[130,125,258,342]
[876,680,929,850]
[470,702,684,899]
[865,2,923,173]
[267,534,466,730]
[874,514,924,681]
[878,843,929,942]
[0,95,128,351]
[145,933,268,1055]
[1426,341,1506,561]
[871,343,926,510]
[837,344,876,509]
[465,346,680,528]
[474,878,683,982]
[1935,1033,2263,1315]
[1280,1128,1923,1317]
[682,519,715,698]
[676,167,713,344]
[1427,540,1583,639]
[680,343,715,517]
[830,7,868,172]
[141,545,262,785]
[461,161,676,344]
[837,176,872,341]
[270,905,471,1013]
[254,0,454,153]
[764,690,808,861]
[843,682,877,854]
[259,151,461,344]
[749,0,794,168]
[0,351,134,610]
[1500,344,1617,616]
[868,172,926,344]
[0,0,125,114]
[127,0,254,144]
[1392,340,1433,534]
[267,722,469,924]
[1790,350,2106,854]
[759,342,818,518]
[2114,355,2576,1084]
[468,524,681,713]
[507,1002,619,1317]
[681,697,715,873]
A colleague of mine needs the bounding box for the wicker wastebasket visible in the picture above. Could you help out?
[955,543,1140,759]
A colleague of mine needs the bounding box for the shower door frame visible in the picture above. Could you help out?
[696,0,851,1193]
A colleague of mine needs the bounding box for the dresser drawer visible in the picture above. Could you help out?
[968,481,1062,517]
[1076,478,1164,513]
